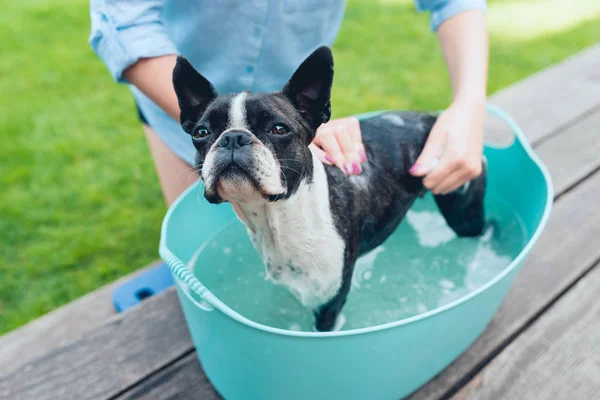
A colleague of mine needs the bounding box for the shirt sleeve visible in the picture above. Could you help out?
[88,0,178,83]
[414,0,487,32]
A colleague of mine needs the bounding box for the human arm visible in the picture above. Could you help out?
[410,4,489,194]
[88,0,180,119]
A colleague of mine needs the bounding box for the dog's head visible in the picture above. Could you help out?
[172,46,334,204]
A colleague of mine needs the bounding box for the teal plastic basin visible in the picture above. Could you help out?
[159,105,553,400]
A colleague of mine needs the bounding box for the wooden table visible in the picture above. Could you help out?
[1,44,599,400]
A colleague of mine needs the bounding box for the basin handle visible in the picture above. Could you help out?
[163,253,215,312]
[484,103,533,153]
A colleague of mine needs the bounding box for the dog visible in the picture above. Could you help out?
[172,46,487,332]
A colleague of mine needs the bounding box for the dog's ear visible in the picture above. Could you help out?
[172,56,217,134]
[283,46,334,131]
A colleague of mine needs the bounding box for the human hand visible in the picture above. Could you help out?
[409,98,485,194]
[309,116,367,175]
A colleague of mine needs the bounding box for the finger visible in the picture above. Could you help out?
[316,128,348,174]
[433,170,472,195]
[422,155,456,191]
[345,117,367,163]
[311,130,324,147]
[410,128,445,177]
[308,143,332,165]
[334,125,362,174]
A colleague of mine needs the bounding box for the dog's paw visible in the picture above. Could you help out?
[313,312,346,332]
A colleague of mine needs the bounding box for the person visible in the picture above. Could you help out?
[89,0,488,206]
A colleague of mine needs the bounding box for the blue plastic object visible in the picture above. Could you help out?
[159,104,553,400]
[112,262,174,312]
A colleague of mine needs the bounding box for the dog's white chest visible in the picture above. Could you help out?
[232,157,345,309]
[255,207,343,309]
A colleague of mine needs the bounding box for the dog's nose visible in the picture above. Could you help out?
[217,131,252,150]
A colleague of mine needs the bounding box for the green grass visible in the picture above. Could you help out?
[0,0,598,335]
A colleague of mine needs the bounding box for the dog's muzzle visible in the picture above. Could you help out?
[211,129,255,173]
[216,130,253,152]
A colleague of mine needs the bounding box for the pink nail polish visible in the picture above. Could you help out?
[352,162,362,175]
[359,151,367,162]
[325,155,335,164]
[344,163,352,175]
[409,163,421,174]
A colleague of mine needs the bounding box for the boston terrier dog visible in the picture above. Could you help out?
[172,46,487,332]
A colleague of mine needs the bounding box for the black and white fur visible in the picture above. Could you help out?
[172,46,487,331]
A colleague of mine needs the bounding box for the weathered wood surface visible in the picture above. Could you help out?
[0,260,162,375]
[115,353,221,400]
[484,43,600,146]
[452,261,600,400]
[1,45,599,400]
[534,110,600,195]
[0,288,191,400]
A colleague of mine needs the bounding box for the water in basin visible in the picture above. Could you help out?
[189,193,527,332]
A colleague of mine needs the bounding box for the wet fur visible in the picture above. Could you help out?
[317,111,486,330]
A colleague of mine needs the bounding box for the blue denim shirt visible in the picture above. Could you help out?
[89,0,486,165]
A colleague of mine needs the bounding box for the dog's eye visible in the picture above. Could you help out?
[193,126,209,140]
[270,124,289,136]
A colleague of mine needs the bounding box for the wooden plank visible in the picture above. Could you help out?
[535,110,600,195]
[0,288,191,400]
[0,260,162,375]
[452,261,600,400]
[115,353,221,400]
[485,43,600,145]
[408,169,600,400]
